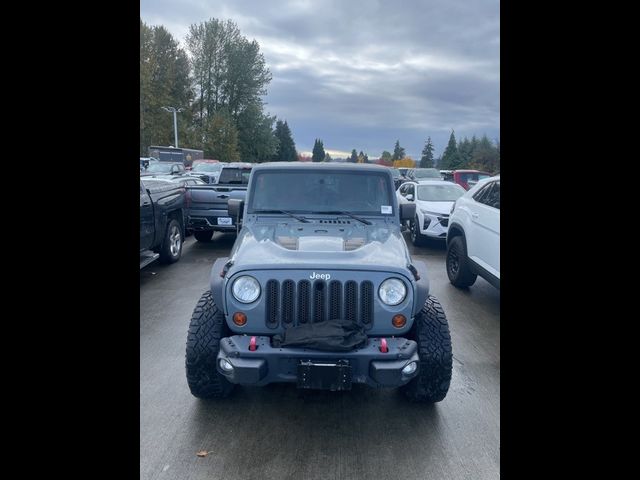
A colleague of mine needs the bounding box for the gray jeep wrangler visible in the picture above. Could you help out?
[185,163,453,402]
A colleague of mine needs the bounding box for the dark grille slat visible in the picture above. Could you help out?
[329,281,342,320]
[360,281,373,325]
[345,281,357,323]
[265,280,279,328]
[282,280,295,326]
[313,280,326,323]
[298,280,310,324]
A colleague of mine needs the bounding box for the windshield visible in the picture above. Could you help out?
[249,170,393,215]
[417,183,466,202]
[413,168,441,179]
[192,162,222,172]
[218,167,252,184]
[145,163,173,173]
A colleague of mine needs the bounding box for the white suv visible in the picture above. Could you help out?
[446,175,500,289]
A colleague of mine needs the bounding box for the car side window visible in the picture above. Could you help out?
[484,181,500,209]
[473,182,493,204]
[407,184,415,196]
[399,184,407,196]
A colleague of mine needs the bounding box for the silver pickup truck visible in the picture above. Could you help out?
[184,163,253,242]
[185,162,453,403]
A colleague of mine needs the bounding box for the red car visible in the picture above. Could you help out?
[441,169,492,190]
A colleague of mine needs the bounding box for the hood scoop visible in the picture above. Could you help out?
[275,235,366,252]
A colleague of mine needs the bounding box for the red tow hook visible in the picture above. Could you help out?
[249,336,257,351]
[379,338,388,353]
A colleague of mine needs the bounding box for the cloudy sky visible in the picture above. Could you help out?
[141,0,499,159]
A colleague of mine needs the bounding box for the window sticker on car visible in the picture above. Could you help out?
[381,205,392,214]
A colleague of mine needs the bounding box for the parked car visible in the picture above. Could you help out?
[441,170,492,190]
[397,180,467,245]
[390,168,409,189]
[141,161,186,177]
[185,162,452,403]
[407,168,442,181]
[140,174,206,187]
[446,175,500,289]
[185,162,253,242]
[140,177,186,269]
[188,160,225,184]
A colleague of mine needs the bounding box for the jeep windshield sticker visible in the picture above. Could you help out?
[381,205,392,214]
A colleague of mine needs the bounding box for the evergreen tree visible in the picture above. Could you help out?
[420,137,435,168]
[272,120,297,161]
[349,149,358,163]
[458,137,473,169]
[312,138,325,162]
[392,140,405,161]
[440,130,462,169]
[236,103,278,162]
[324,152,332,162]
[470,134,499,173]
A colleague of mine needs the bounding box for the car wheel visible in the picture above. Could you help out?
[185,291,235,398]
[446,236,477,287]
[158,219,182,264]
[410,216,427,246]
[194,230,214,242]
[401,295,453,403]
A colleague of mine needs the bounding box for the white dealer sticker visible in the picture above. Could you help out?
[381,205,392,214]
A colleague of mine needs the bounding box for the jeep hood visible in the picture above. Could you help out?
[228,223,412,270]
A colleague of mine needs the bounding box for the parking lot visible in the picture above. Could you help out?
[140,232,500,480]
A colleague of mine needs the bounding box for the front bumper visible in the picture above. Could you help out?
[216,335,420,388]
[418,211,449,238]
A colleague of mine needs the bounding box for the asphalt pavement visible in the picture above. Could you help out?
[140,232,500,480]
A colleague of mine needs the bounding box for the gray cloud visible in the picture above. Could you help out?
[141,0,499,158]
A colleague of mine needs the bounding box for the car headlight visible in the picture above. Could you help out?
[232,276,261,303]
[378,278,407,306]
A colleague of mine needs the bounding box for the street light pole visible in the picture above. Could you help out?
[161,106,184,148]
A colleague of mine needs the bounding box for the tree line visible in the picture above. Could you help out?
[140,18,297,162]
[141,18,499,171]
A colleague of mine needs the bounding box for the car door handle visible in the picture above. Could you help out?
[217,194,229,199]
[471,213,479,219]
[142,201,151,206]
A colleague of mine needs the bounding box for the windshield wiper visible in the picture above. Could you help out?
[253,209,310,223]
[311,211,372,225]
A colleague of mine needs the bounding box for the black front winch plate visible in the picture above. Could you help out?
[297,360,352,391]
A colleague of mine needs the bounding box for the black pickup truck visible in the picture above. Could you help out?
[185,163,252,242]
[140,178,186,269]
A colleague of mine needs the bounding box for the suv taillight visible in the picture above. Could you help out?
[185,189,191,208]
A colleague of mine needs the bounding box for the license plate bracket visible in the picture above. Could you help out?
[297,360,352,391]
[217,217,232,226]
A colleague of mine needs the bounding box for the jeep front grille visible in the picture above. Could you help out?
[266,279,373,328]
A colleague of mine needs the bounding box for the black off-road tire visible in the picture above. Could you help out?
[401,295,453,403]
[446,235,477,288]
[410,215,428,246]
[185,291,234,398]
[158,219,182,264]
[194,230,214,242]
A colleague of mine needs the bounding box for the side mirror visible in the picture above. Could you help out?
[400,203,416,221]
[406,194,414,202]
[228,198,244,219]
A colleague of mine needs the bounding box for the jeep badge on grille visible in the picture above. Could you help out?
[309,272,331,280]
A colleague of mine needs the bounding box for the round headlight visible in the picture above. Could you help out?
[378,278,407,306]
[232,276,261,303]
